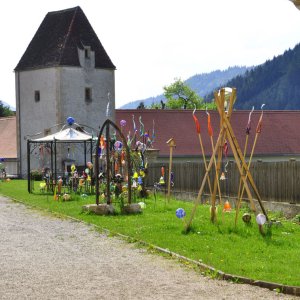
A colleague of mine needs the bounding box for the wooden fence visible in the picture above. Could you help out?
[146,161,300,204]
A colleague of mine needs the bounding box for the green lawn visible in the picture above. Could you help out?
[0,179,299,286]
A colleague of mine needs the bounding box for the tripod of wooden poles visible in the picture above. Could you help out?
[185,88,268,231]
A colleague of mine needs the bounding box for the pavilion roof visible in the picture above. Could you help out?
[33,127,92,142]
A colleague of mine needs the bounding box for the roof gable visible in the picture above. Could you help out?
[15,6,115,71]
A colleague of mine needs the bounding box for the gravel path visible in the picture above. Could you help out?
[0,196,296,300]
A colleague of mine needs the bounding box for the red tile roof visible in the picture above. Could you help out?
[116,109,300,157]
[2,111,300,160]
[0,116,17,158]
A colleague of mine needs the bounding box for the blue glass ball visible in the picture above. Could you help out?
[176,208,186,219]
[137,176,143,185]
[67,117,75,126]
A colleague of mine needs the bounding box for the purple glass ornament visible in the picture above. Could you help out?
[114,141,123,150]
[120,120,127,127]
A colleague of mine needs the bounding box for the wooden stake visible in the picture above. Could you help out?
[237,134,249,202]
[198,134,213,196]
[192,109,213,197]
[185,127,225,231]
[235,108,264,225]
[210,136,222,206]
[236,107,253,203]
[166,138,176,201]
[222,114,268,219]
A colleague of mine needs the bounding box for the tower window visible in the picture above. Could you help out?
[85,88,92,101]
[85,48,91,59]
[35,90,40,102]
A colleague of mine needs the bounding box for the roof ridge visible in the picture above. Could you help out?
[48,6,79,15]
[58,6,79,64]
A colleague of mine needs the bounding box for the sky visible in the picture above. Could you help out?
[1,0,300,109]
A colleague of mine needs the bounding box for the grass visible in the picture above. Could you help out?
[0,179,299,286]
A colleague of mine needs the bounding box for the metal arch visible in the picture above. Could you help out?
[95,119,132,205]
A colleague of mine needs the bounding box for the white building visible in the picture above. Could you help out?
[14,6,116,177]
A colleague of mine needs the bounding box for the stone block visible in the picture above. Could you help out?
[82,204,115,215]
[121,203,142,214]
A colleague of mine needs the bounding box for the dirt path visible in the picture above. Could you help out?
[0,196,295,300]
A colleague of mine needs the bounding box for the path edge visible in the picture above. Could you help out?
[3,195,299,297]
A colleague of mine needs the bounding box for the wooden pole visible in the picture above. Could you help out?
[222,113,268,220]
[209,89,229,223]
[192,109,212,197]
[106,124,111,205]
[185,127,225,231]
[223,123,256,209]
[235,133,258,216]
[167,146,173,200]
[236,107,253,202]
[198,134,213,196]
[166,138,176,201]
[210,136,222,205]
[235,108,264,225]
[237,134,249,202]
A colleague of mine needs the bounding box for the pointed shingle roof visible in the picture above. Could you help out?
[15,6,115,71]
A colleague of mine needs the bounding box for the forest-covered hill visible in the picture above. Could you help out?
[206,43,300,110]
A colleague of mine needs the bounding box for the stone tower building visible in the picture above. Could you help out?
[15,6,116,177]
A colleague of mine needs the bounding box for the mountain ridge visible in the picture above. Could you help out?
[119,66,252,109]
[206,43,300,110]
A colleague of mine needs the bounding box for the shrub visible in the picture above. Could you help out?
[30,169,43,181]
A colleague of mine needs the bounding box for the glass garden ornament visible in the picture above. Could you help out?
[71,164,76,173]
[67,116,75,126]
[114,141,123,151]
[242,213,251,224]
[256,213,266,225]
[137,176,143,185]
[220,172,226,180]
[176,208,186,219]
[120,120,126,127]
[159,176,165,185]
[138,202,146,209]
[256,213,267,236]
[223,200,231,212]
